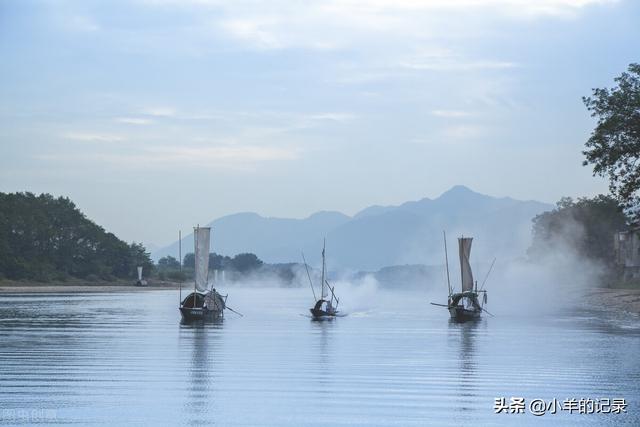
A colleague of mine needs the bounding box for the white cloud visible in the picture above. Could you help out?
[431,110,473,118]
[141,0,616,52]
[142,107,177,117]
[132,107,356,128]
[221,18,286,50]
[147,145,298,164]
[442,124,487,139]
[40,143,298,172]
[116,117,154,125]
[401,59,518,71]
[306,113,357,122]
[64,132,125,142]
[145,0,614,17]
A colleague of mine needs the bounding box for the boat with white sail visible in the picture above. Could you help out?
[432,233,491,322]
[179,226,227,322]
[135,266,147,287]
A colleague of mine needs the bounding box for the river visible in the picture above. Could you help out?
[0,287,638,426]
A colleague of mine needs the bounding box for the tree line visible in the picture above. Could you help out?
[528,195,627,273]
[156,252,266,281]
[0,192,275,284]
[0,192,153,281]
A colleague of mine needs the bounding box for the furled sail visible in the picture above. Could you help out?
[194,227,211,292]
[458,237,474,292]
[137,266,143,281]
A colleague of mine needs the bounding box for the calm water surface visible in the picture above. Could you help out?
[0,288,638,426]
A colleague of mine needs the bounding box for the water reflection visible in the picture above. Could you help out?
[448,320,481,415]
[311,318,334,392]
[179,320,223,426]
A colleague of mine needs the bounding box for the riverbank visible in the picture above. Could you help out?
[585,288,640,316]
[0,279,182,293]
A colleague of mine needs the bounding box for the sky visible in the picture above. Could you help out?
[0,0,638,249]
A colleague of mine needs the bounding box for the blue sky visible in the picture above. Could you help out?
[1,0,638,248]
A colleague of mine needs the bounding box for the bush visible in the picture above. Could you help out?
[167,270,187,281]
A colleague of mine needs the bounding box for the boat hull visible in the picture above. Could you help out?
[179,292,223,322]
[449,306,481,322]
[180,306,222,322]
[309,308,337,320]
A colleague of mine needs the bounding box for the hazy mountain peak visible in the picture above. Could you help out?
[438,185,480,199]
[153,186,553,269]
[353,204,396,219]
[208,212,261,226]
[307,210,351,221]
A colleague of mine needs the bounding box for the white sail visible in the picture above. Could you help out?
[137,266,143,281]
[194,227,211,292]
[458,237,474,292]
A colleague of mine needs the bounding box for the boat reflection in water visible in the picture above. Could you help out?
[448,319,483,418]
[179,319,223,425]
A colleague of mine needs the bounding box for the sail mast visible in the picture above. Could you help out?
[443,231,451,296]
[179,230,182,304]
[193,226,198,302]
[301,252,317,301]
[459,235,463,293]
[321,239,326,300]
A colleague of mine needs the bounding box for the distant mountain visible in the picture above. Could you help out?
[325,185,552,270]
[152,186,553,270]
[153,210,350,264]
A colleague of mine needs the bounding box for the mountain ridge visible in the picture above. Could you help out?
[152,186,553,270]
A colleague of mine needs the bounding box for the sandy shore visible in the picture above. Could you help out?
[0,280,182,293]
[585,288,640,316]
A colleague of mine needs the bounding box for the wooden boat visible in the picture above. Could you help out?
[303,240,341,320]
[448,290,484,322]
[432,233,491,322]
[310,297,338,319]
[180,288,226,322]
[179,226,228,322]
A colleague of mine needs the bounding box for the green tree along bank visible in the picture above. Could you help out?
[174,251,290,284]
[161,251,299,286]
[0,192,154,282]
[179,252,263,273]
[582,63,640,219]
